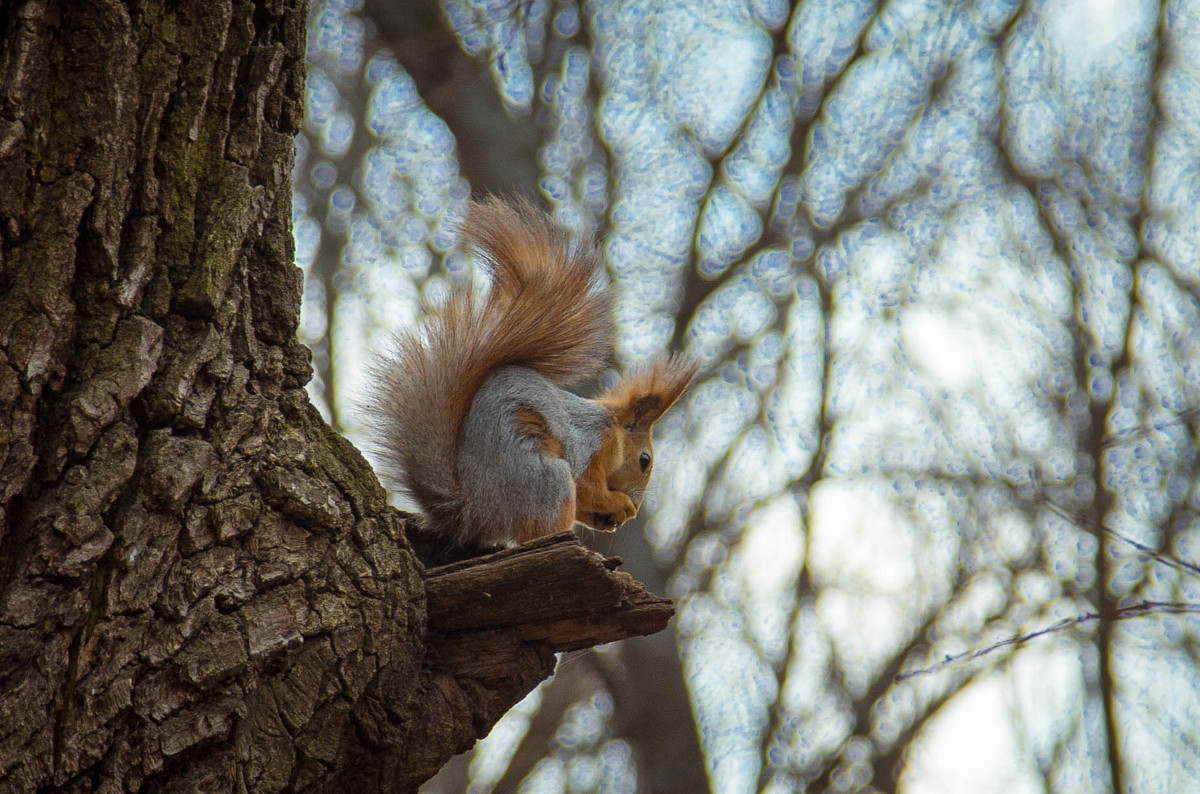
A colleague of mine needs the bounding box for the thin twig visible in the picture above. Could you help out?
[896,601,1200,680]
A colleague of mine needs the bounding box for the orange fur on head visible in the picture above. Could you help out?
[573,353,699,530]
[598,353,699,432]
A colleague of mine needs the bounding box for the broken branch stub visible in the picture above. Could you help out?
[423,532,674,676]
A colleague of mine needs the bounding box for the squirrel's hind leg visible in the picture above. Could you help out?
[469,451,576,545]
[457,399,581,546]
[511,493,576,543]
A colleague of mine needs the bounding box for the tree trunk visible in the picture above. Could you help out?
[0,2,670,791]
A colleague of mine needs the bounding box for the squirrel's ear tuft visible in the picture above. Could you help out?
[602,353,699,431]
[630,394,665,430]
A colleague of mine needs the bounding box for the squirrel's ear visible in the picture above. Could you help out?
[630,394,665,431]
[604,353,699,431]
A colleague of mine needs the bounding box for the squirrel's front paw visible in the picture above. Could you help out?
[591,492,637,531]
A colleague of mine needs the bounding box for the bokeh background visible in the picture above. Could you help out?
[294,0,1200,791]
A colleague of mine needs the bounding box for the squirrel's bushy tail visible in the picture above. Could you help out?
[371,197,613,538]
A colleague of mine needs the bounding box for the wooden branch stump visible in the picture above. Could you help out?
[423,532,674,679]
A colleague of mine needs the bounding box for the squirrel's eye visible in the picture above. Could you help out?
[639,452,652,471]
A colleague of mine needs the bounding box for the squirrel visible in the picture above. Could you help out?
[370,197,697,551]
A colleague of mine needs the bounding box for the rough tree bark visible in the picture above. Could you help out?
[0,2,671,791]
